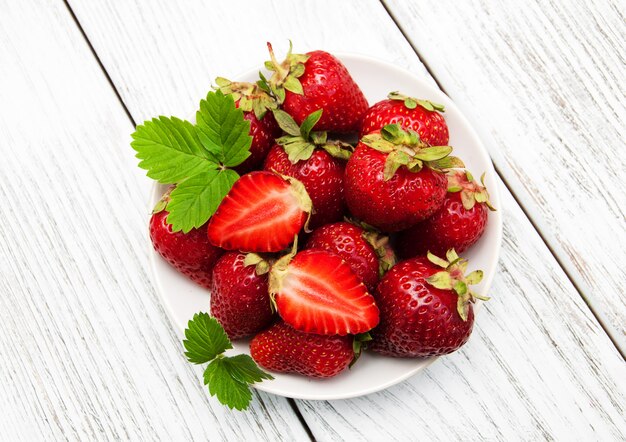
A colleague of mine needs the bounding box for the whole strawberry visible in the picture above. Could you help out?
[264,110,351,228]
[265,42,368,132]
[250,321,354,378]
[344,124,463,232]
[360,92,449,145]
[150,203,223,289]
[370,250,487,358]
[215,78,281,173]
[207,171,312,252]
[398,170,496,258]
[270,248,379,336]
[305,221,395,291]
[210,252,274,340]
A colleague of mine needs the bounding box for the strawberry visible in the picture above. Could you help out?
[149,195,223,288]
[250,321,354,378]
[263,110,351,229]
[305,221,395,291]
[398,170,496,258]
[360,92,449,146]
[269,249,379,335]
[207,171,312,252]
[370,250,487,358]
[344,124,463,232]
[265,42,368,133]
[210,252,274,340]
[215,78,281,173]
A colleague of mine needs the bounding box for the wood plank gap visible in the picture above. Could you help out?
[379,0,625,361]
[59,0,326,428]
[62,0,136,126]
[287,398,316,442]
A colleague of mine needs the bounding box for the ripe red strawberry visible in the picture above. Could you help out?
[265,42,368,133]
[207,171,312,252]
[344,125,463,232]
[250,321,354,378]
[360,92,449,145]
[210,252,274,340]
[370,250,487,358]
[215,78,281,173]
[263,110,351,229]
[398,170,496,258]
[270,249,379,335]
[305,221,395,291]
[150,206,223,289]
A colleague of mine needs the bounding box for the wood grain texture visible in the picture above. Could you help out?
[383,0,626,353]
[0,0,309,440]
[65,0,432,123]
[64,0,626,439]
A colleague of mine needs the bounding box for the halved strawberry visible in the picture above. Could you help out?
[207,171,312,252]
[269,249,379,335]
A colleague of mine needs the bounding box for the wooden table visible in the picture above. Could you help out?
[1,0,624,440]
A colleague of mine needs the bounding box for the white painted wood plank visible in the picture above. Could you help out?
[65,0,432,122]
[298,180,626,441]
[63,0,626,439]
[383,0,626,353]
[0,0,308,440]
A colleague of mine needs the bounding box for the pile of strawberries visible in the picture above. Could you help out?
[150,43,495,378]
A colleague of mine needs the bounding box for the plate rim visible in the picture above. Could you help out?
[148,52,503,400]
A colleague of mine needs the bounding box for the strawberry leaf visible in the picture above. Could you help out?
[184,313,273,411]
[299,109,323,140]
[221,354,274,384]
[196,90,252,168]
[131,116,219,184]
[166,169,239,233]
[183,313,232,364]
[273,109,301,136]
[203,358,252,411]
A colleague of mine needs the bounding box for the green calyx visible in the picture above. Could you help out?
[361,229,396,278]
[361,124,464,180]
[447,170,496,211]
[425,249,489,321]
[152,186,174,213]
[265,41,310,103]
[243,253,273,276]
[267,237,299,312]
[273,109,353,163]
[214,77,278,120]
[388,91,445,112]
[350,332,373,368]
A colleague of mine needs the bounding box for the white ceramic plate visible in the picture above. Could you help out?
[150,54,503,400]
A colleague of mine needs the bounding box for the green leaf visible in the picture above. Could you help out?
[417,99,445,112]
[131,116,219,184]
[383,150,410,180]
[203,358,252,411]
[280,139,315,163]
[272,109,301,136]
[196,90,252,167]
[322,143,352,160]
[299,109,323,140]
[426,271,453,290]
[430,156,465,170]
[465,270,484,285]
[404,98,417,109]
[166,169,239,233]
[413,146,453,162]
[221,354,274,384]
[183,313,232,364]
[283,75,304,95]
[427,251,449,268]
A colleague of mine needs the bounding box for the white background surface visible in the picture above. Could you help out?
[0,0,624,440]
